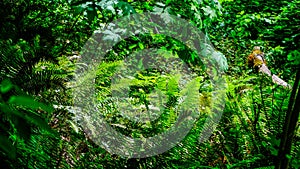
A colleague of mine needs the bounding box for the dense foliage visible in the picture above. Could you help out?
[0,0,299,168]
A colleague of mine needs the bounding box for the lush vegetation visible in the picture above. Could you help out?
[0,0,299,168]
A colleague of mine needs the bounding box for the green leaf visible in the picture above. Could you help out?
[13,116,31,141]
[117,1,136,15]
[286,154,292,159]
[270,149,278,156]
[138,59,144,70]
[72,6,84,16]
[0,135,16,159]
[166,0,172,5]
[24,112,52,132]
[69,120,79,133]
[129,44,137,49]
[138,42,144,49]
[244,18,252,23]
[0,79,13,93]
[86,6,97,23]
[8,96,54,112]
[287,50,300,65]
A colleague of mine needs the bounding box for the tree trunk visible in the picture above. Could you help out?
[275,69,300,169]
